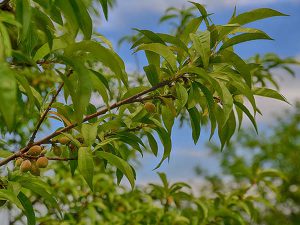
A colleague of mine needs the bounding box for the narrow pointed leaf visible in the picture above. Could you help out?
[96,151,135,188]
[78,147,94,191]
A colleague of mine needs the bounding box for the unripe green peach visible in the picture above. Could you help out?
[15,158,23,167]
[52,146,62,156]
[58,137,70,145]
[144,102,156,113]
[36,157,48,168]
[30,162,40,176]
[27,145,42,156]
[20,160,32,172]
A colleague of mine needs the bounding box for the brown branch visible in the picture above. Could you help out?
[0,73,184,167]
[0,0,13,12]
[28,69,73,144]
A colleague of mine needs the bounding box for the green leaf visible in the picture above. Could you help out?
[89,71,109,104]
[229,8,287,26]
[11,175,61,217]
[96,151,135,188]
[69,149,78,176]
[189,2,209,26]
[253,87,289,103]
[257,169,287,182]
[218,81,233,126]
[188,107,201,144]
[0,22,12,58]
[64,41,128,86]
[81,123,98,146]
[0,189,23,210]
[56,0,79,37]
[234,95,244,130]
[196,82,217,139]
[32,8,55,49]
[220,32,273,51]
[15,73,37,109]
[176,83,188,111]
[122,86,149,100]
[15,0,31,39]
[78,147,94,191]
[162,105,175,133]
[0,63,17,131]
[18,191,36,225]
[180,17,203,44]
[234,101,258,133]
[136,43,177,71]
[90,70,110,90]
[71,0,92,39]
[190,31,210,68]
[134,29,166,45]
[229,80,256,113]
[159,14,177,23]
[99,0,109,20]
[158,172,169,189]
[153,125,172,169]
[218,110,236,150]
[94,138,119,151]
[219,50,252,87]
[59,58,92,121]
[144,64,159,86]
[157,33,189,55]
[115,133,144,156]
[30,86,43,109]
[145,51,160,70]
[146,132,158,156]
[189,2,208,17]
[0,149,13,158]
[34,39,67,61]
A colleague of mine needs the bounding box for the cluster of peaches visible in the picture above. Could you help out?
[14,137,70,176]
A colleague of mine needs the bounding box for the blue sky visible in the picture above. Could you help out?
[94,0,300,185]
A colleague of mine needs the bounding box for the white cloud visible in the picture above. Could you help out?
[244,67,300,126]
[100,0,299,32]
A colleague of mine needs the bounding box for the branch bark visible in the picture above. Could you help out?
[28,69,73,144]
[0,73,184,167]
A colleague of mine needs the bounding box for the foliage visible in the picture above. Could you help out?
[0,0,298,224]
[202,103,300,224]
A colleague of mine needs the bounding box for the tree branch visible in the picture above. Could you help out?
[0,73,184,167]
[28,69,73,144]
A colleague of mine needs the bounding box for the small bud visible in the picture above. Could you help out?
[20,160,32,172]
[36,157,48,168]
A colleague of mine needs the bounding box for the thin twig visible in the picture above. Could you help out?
[28,69,73,144]
[0,73,185,167]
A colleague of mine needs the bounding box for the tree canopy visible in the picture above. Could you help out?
[0,0,299,224]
